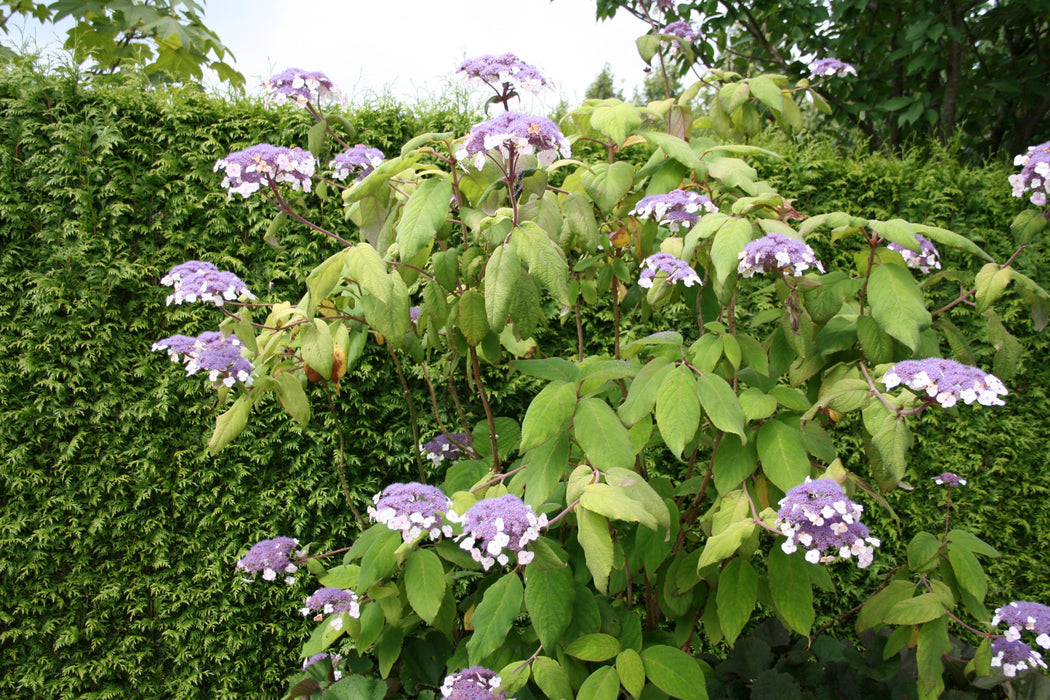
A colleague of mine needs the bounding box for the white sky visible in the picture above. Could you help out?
[9,0,654,112]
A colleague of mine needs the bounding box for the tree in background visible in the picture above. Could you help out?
[584,61,624,100]
[0,0,243,87]
[596,0,1050,157]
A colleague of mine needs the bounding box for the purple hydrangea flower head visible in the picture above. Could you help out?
[631,190,717,232]
[661,20,702,45]
[933,472,967,487]
[235,536,301,583]
[993,602,1050,650]
[262,68,339,106]
[638,252,702,289]
[882,358,1007,408]
[886,234,941,273]
[738,233,825,277]
[455,111,571,171]
[330,145,385,182]
[991,638,1047,677]
[458,53,551,94]
[300,587,360,619]
[409,306,422,325]
[440,666,508,700]
[151,331,254,387]
[776,478,880,568]
[1009,141,1050,207]
[447,495,547,570]
[160,260,255,306]
[419,433,470,466]
[808,58,857,78]
[214,143,315,198]
[302,652,343,679]
[367,482,454,542]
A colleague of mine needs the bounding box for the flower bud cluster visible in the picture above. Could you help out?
[420,433,470,467]
[737,233,824,277]
[1009,141,1050,207]
[301,587,360,619]
[776,478,880,568]
[440,666,509,700]
[808,58,857,78]
[302,652,343,680]
[263,68,339,106]
[933,472,967,487]
[456,112,571,171]
[447,495,547,570]
[631,190,717,232]
[151,331,254,387]
[160,261,255,307]
[330,145,385,182]
[214,144,315,198]
[458,54,551,94]
[886,234,941,273]
[638,252,702,288]
[882,358,1007,408]
[235,536,301,584]
[367,482,455,542]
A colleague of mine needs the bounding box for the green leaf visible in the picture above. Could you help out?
[306,249,348,310]
[917,617,950,700]
[869,218,919,251]
[696,373,747,441]
[520,381,578,452]
[655,365,701,459]
[524,433,570,510]
[525,562,575,653]
[748,75,783,112]
[484,242,521,335]
[397,177,451,262]
[566,633,622,662]
[468,573,524,665]
[617,649,646,699]
[1010,208,1049,247]
[697,518,755,569]
[946,530,1000,558]
[867,264,931,352]
[738,389,777,422]
[712,433,758,494]
[857,314,893,364]
[711,217,753,284]
[405,549,445,624]
[457,289,490,347]
[619,357,674,426]
[757,419,811,493]
[871,417,910,483]
[767,547,814,635]
[576,665,620,700]
[604,467,671,530]
[907,531,942,572]
[273,372,310,425]
[641,645,709,700]
[857,580,917,632]
[581,483,659,530]
[208,395,251,455]
[590,100,642,146]
[912,223,993,262]
[719,82,750,114]
[947,543,987,602]
[375,625,404,678]
[578,507,613,593]
[974,262,1012,313]
[884,593,946,625]
[513,222,571,306]
[574,398,634,472]
[717,558,758,645]
[639,131,703,170]
[581,162,635,213]
[300,318,334,381]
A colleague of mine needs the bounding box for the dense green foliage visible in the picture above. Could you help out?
[0,58,1046,699]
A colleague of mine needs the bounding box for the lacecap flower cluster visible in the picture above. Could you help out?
[214,143,315,198]
[638,253,702,288]
[808,58,857,78]
[737,233,824,277]
[368,482,454,542]
[458,53,551,94]
[456,111,571,171]
[991,601,1050,677]
[1009,141,1050,207]
[661,20,702,44]
[420,433,470,466]
[886,234,941,273]
[160,261,254,307]
[262,68,339,106]
[330,145,385,182]
[447,494,547,570]
[151,331,253,387]
[301,586,360,619]
[631,189,717,232]
[882,358,1007,408]
[235,536,301,584]
[441,666,509,700]
[776,478,880,568]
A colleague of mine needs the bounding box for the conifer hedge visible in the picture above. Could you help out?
[0,60,1046,697]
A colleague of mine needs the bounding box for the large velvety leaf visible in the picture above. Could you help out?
[576,665,620,700]
[513,222,571,306]
[696,373,747,441]
[207,395,251,455]
[578,507,613,593]
[405,548,445,624]
[711,217,754,284]
[520,380,578,452]
[655,365,701,458]
[524,563,575,653]
[757,419,810,493]
[574,398,634,472]
[581,161,635,212]
[717,557,758,645]
[396,177,451,262]
[467,573,524,665]
[484,242,521,334]
[565,633,622,662]
[767,547,814,635]
[581,483,659,530]
[641,645,709,700]
[532,657,574,700]
[867,263,931,352]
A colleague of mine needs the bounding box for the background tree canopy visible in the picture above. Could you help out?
[596,0,1050,158]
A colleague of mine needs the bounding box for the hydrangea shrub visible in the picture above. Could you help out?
[153,40,1050,700]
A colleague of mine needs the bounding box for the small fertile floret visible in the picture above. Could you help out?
[300,587,360,619]
[638,252,702,288]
